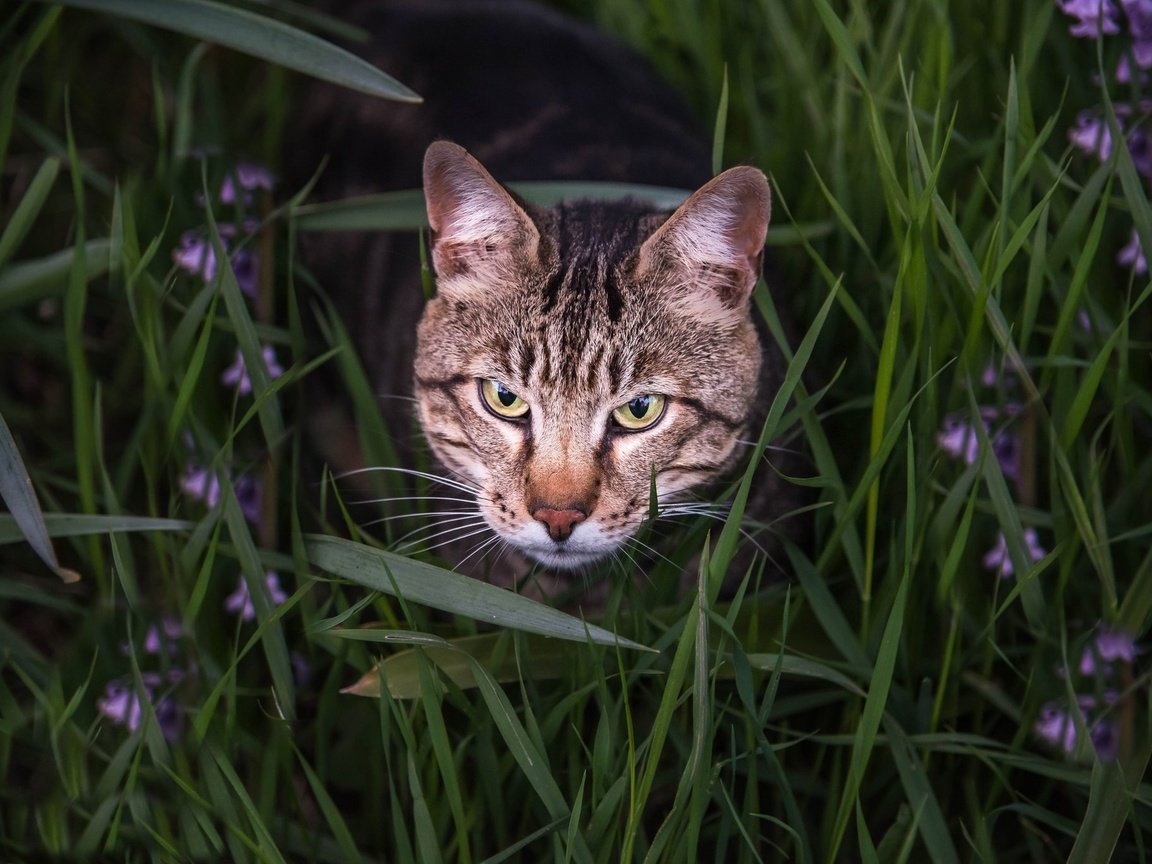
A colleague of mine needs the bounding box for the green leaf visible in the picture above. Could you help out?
[0,409,75,582]
[43,0,420,102]
[0,239,113,313]
[305,534,651,651]
[0,157,59,270]
[292,182,692,232]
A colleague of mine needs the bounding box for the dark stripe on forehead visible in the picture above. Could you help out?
[602,262,623,323]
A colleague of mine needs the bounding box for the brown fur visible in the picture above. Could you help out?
[415,142,770,573]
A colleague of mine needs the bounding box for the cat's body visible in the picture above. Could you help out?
[290,0,804,597]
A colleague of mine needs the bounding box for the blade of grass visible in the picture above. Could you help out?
[42,0,420,101]
[306,534,651,651]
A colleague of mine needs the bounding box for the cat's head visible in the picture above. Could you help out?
[414,141,770,570]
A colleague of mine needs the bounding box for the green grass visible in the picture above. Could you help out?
[2,1,1151,861]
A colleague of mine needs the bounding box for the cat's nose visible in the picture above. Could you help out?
[531,506,587,541]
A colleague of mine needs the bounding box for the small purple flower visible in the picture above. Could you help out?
[1118,227,1149,273]
[937,410,1021,480]
[1091,720,1120,760]
[1035,703,1081,753]
[173,231,220,283]
[180,466,222,508]
[1123,0,1152,63]
[1059,0,1123,37]
[173,227,259,298]
[1069,112,1116,161]
[231,247,260,298]
[96,675,181,741]
[234,473,263,524]
[143,616,183,656]
[225,571,288,621]
[992,432,1022,482]
[982,528,1046,578]
[219,162,275,205]
[221,345,285,395]
[937,417,981,464]
[1080,627,1141,674]
[1034,700,1120,760]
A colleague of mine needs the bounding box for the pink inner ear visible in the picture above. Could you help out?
[639,165,771,303]
[422,141,538,252]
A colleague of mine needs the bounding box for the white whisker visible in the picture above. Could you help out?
[394,519,490,551]
[341,465,484,497]
[350,495,478,507]
[455,533,506,572]
[411,524,495,554]
[364,510,481,533]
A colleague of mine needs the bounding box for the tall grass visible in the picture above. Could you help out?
[1,1,1150,861]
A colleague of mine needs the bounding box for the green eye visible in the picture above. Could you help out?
[480,379,529,419]
[612,394,666,431]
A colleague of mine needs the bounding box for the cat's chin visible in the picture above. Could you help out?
[516,544,613,572]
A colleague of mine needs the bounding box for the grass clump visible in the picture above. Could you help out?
[1,1,1150,861]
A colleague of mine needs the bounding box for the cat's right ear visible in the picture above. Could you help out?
[423,141,540,291]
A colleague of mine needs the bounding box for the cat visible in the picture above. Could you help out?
[289,0,804,597]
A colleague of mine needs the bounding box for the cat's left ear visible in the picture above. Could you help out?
[636,166,771,309]
[423,141,541,290]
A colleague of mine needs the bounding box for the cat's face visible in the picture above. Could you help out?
[414,142,770,570]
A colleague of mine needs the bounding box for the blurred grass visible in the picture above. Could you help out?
[1,0,1151,861]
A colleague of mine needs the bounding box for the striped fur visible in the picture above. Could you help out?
[415,142,770,570]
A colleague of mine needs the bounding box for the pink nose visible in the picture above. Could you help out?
[531,506,587,541]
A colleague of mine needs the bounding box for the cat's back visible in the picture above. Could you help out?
[290,0,711,194]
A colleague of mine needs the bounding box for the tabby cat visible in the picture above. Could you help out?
[291,0,802,593]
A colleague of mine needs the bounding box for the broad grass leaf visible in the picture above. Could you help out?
[0,411,75,581]
[306,534,651,651]
[293,182,692,232]
[0,156,59,269]
[337,632,570,699]
[0,239,113,314]
[44,0,420,102]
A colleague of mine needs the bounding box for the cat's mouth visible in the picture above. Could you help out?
[517,541,610,571]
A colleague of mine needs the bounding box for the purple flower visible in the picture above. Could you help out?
[1123,0,1152,63]
[221,346,284,395]
[96,675,181,741]
[1080,627,1141,675]
[1069,112,1116,161]
[180,466,222,508]
[224,571,288,621]
[1059,0,1123,37]
[937,410,1021,479]
[982,528,1046,578]
[180,464,264,524]
[231,247,260,298]
[234,473,263,524]
[1118,227,1149,273]
[173,231,220,283]
[1034,700,1119,760]
[173,227,259,298]
[219,162,275,205]
[937,418,981,464]
[143,616,183,656]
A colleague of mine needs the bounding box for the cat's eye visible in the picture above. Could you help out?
[480,379,530,420]
[612,394,666,431]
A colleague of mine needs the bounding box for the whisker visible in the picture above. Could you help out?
[350,495,478,508]
[394,519,490,551]
[455,533,506,572]
[658,511,768,556]
[624,535,680,570]
[340,465,484,497]
[362,510,480,530]
[411,524,495,555]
